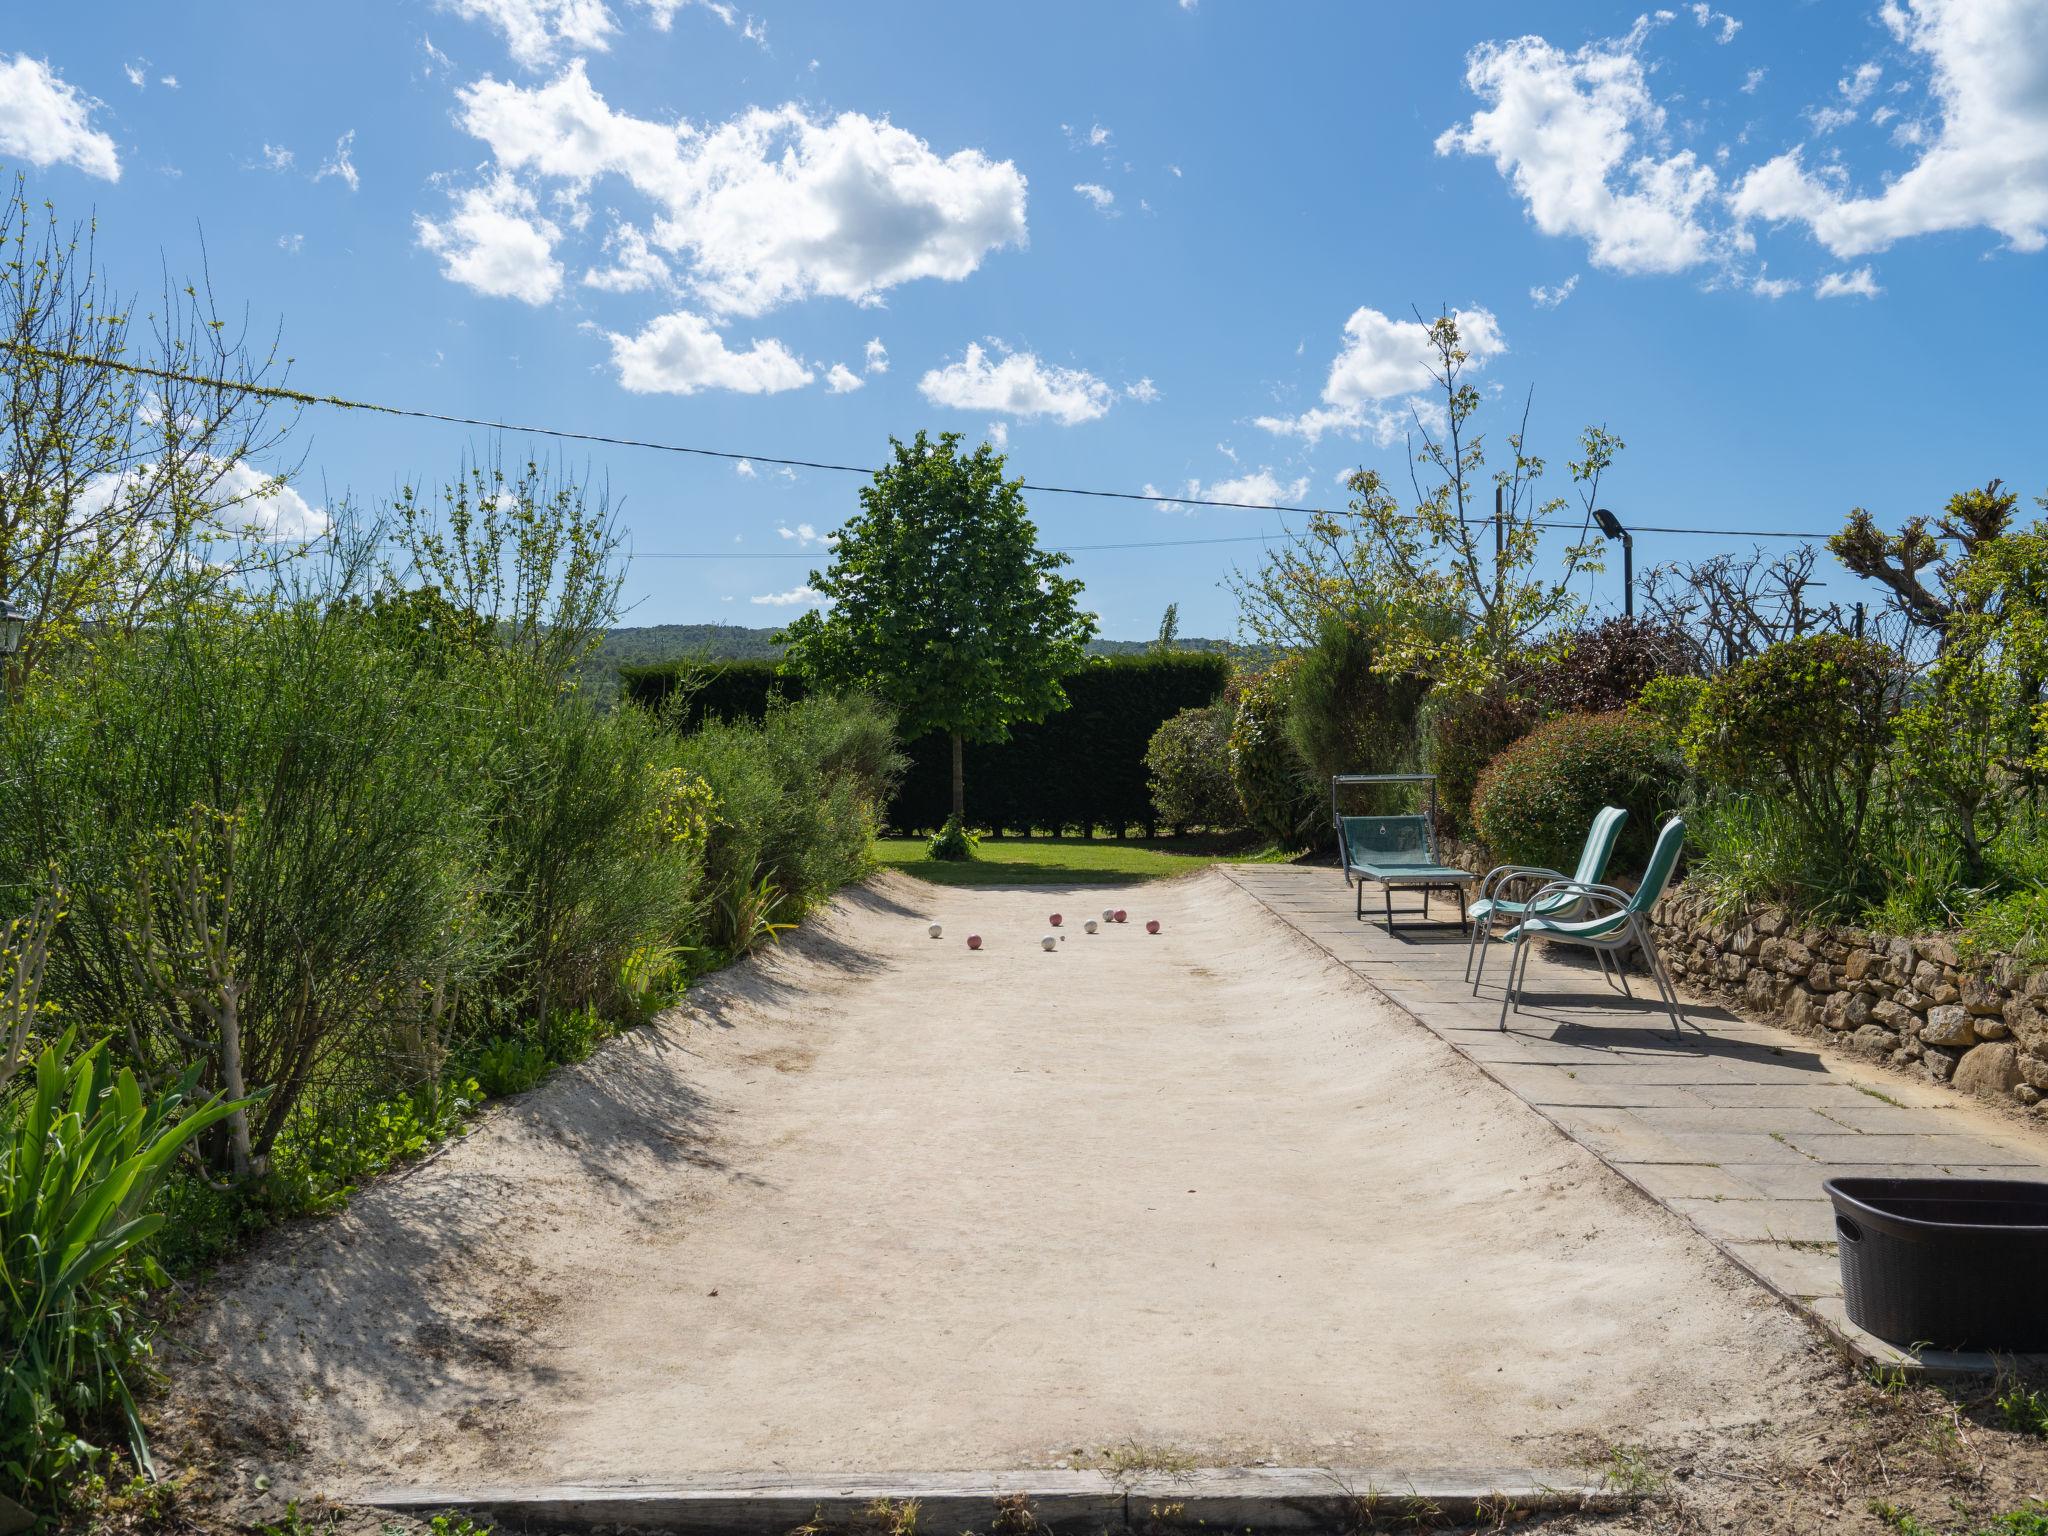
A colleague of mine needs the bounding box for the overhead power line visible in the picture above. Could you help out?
[2,339,1846,542]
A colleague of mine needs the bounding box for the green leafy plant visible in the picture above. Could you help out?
[1690,635,1899,902]
[926,815,979,862]
[1998,1383,2048,1438]
[2,1031,250,1505]
[1472,711,1685,872]
[1144,704,1241,833]
[1226,659,1317,846]
[1282,607,1429,789]
[472,1037,549,1098]
[1425,684,1543,837]
[1630,673,1709,746]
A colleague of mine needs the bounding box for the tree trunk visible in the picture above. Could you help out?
[950,731,965,822]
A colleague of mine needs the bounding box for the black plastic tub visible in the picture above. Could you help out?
[1825,1177,2048,1351]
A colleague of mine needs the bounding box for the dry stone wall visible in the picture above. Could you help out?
[1650,889,2048,1111]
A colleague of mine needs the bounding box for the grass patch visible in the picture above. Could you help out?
[1086,1440,1199,1480]
[874,834,1296,887]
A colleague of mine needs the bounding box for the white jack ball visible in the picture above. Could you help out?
[1041,934,1058,952]
[1101,907,1117,923]
[1083,918,1099,934]
[928,922,943,939]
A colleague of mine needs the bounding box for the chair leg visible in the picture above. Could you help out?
[1634,918,1685,1040]
[1497,934,1527,1030]
[1464,903,1490,983]
[1384,885,1394,931]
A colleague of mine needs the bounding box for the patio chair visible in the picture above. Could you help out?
[1487,815,1691,1040]
[1335,816,1474,930]
[1464,805,1629,991]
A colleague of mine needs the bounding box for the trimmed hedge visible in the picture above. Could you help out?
[624,652,1231,834]
[1472,710,1686,874]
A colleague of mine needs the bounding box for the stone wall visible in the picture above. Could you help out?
[1650,888,2048,1112]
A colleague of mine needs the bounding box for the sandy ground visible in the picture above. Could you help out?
[170,868,1836,1498]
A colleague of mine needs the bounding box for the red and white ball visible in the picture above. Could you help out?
[967,934,983,950]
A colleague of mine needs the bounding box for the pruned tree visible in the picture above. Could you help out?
[1639,544,1856,672]
[1829,479,2019,647]
[779,432,1096,825]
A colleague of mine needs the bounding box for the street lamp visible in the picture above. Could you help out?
[1592,508,1634,618]
[0,598,25,660]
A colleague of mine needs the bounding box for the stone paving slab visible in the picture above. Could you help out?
[1223,861,2048,1378]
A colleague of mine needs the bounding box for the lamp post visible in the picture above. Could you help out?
[1592,508,1633,618]
[0,598,25,661]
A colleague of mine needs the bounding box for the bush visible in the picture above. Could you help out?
[1283,609,1429,787]
[1631,673,1709,745]
[1425,685,1544,837]
[927,815,978,861]
[1527,616,1693,714]
[1145,705,1242,831]
[1690,635,1898,898]
[1227,659,1319,846]
[1472,711,1686,873]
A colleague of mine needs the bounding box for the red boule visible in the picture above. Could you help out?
[966,934,983,950]
[1114,909,1128,923]
[1049,913,1063,926]
[1146,919,1161,934]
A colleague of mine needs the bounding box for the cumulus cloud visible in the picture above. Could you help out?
[1125,377,1160,403]
[606,309,813,394]
[1256,305,1506,445]
[1436,25,1724,274]
[735,458,756,478]
[211,461,331,541]
[751,584,825,607]
[1750,265,1800,298]
[824,362,863,392]
[436,0,629,68]
[918,342,1115,425]
[1074,182,1114,210]
[1691,3,1742,42]
[1147,469,1311,513]
[0,54,121,180]
[1741,66,1766,94]
[1730,0,2048,257]
[416,174,564,304]
[776,522,834,546]
[1530,275,1580,307]
[451,62,1027,316]
[259,143,295,172]
[986,420,1008,447]
[1815,265,1883,298]
[863,337,889,373]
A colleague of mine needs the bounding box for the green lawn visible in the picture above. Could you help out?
[873,834,1299,887]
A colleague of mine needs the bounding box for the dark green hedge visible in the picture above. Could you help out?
[623,653,1231,834]
[620,660,806,729]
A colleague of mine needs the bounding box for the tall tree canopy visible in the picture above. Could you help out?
[779,431,1095,822]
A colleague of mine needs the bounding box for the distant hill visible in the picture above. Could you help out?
[589,622,1237,678]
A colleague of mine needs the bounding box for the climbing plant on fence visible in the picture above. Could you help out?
[623,653,1232,834]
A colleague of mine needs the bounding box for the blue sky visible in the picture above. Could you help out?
[3,0,2044,638]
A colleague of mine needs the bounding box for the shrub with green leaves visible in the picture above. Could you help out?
[1689,635,1898,899]
[1425,685,1544,837]
[1472,710,1685,873]
[1631,673,1709,746]
[1227,660,1318,846]
[1144,704,1242,832]
[1283,609,1429,790]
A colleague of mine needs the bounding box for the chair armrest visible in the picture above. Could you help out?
[1479,863,1566,900]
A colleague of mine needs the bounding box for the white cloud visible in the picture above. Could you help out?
[751,584,825,607]
[1125,377,1160,403]
[607,309,813,394]
[775,521,833,547]
[278,233,304,255]
[1256,304,1506,445]
[1530,274,1580,307]
[1690,3,1742,42]
[825,362,863,393]
[1150,469,1310,513]
[437,0,617,68]
[1750,265,1800,298]
[1841,61,1885,105]
[986,420,1008,448]
[863,337,889,373]
[582,221,671,292]
[918,341,1114,425]
[1815,265,1883,298]
[1730,0,2048,257]
[735,458,757,478]
[1808,106,1860,135]
[452,62,1027,316]
[124,62,146,88]
[0,55,121,181]
[160,75,179,89]
[211,461,331,541]
[260,143,295,172]
[1436,27,1723,274]
[1074,181,1115,210]
[315,129,359,192]
[416,174,564,304]
[1741,66,1766,94]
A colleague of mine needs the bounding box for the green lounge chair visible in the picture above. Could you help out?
[1332,774,1474,930]
[1487,815,1690,1039]
[1465,805,1630,991]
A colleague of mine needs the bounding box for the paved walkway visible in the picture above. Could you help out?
[1224,862,2048,1375]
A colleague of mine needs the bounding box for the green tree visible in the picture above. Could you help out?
[1154,601,1180,652]
[778,432,1095,826]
